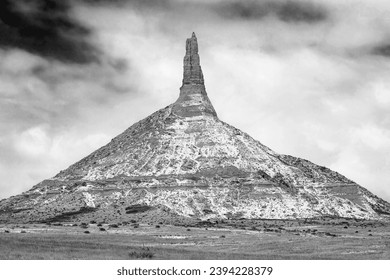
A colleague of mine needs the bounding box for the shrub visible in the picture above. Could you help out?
[128,247,154,259]
[109,224,119,228]
[20,230,26,233]
[4,230,10,233]
[80,222,88,229]
[99,228,106,231]
[155,225,160,228]
[220,235,226,238]
[84,231,90,234]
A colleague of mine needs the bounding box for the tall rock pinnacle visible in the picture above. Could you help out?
[173,32,217,118]
[182,32,204,85]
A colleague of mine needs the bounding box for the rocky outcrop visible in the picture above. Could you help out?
[173,32,217,118]
[0,32,389,223]
[182,32,204,86]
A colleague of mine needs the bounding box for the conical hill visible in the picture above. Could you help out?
[1,33,389,224]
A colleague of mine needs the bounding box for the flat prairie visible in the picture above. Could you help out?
[0,219,389,259]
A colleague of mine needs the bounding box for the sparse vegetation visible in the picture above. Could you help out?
[128,247,154,259]
[0,219,389,260]
[109,224,119,228]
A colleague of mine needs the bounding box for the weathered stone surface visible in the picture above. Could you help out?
[0,33,389,223]
[173,32,217,118]
[182,32,204,86]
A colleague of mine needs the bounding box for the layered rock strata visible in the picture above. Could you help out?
[0,33,389,224]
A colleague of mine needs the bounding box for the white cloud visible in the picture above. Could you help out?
[353,125,390,150]
[14,126,52,157]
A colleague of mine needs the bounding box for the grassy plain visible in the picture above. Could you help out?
[0,219,389,259]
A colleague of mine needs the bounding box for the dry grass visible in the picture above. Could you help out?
[0,220,389,260]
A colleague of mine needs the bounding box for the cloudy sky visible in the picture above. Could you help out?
[0,0,389,202]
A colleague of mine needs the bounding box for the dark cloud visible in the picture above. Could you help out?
[214,0,328,23]
[0,0,99,64]
[277,1,327,23]
[81,0,172,9]
[372,44,390,57]
[0,0,329,67]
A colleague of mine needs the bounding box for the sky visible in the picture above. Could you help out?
[0,0,390,202]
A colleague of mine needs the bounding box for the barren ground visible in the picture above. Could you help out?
[1,218,389,259]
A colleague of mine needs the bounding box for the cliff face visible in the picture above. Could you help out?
[173,32,216,118]
[1,33,389,224]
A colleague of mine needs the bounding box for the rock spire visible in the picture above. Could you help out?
[174,32,217,118]
[182,32,204,85]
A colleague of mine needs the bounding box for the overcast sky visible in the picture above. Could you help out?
[0,0,390,202]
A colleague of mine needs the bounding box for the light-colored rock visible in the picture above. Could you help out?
[0,33,389,223]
